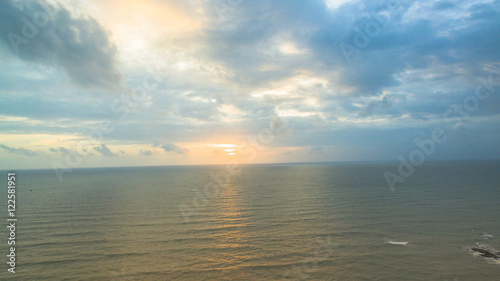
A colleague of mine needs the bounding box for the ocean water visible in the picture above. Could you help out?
[1,161,500,280]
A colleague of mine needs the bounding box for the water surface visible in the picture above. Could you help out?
[1,161,499,280]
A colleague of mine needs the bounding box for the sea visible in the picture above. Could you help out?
[1,160,499,280]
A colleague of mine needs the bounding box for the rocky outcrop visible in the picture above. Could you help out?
[469,243,499,260]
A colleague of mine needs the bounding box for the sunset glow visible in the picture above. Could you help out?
[1,0,499,170]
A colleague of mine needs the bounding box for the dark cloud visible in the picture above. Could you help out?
[200,0,500,97]
[358,95,393,118]
[0,0,122,89]
[93,144,117,157]
[0,144,37,156]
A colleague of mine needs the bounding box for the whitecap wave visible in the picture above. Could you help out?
[487,259,500,265]
[386,241,408,246]
[481,233,494,239]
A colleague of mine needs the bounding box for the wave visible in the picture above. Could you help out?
[386,241,408,246]
[472,229,494,240]
[481,233,494,239]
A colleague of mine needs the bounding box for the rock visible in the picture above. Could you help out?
[469,243,500,260]
[470,247,499,259]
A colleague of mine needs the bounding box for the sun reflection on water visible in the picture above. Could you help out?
[208,181,252,269]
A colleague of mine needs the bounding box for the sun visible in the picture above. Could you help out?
[208,144,242,156]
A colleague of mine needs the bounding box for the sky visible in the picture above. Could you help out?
[0,0,499,169]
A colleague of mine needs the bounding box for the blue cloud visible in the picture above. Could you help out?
[0,144,37,157]
[0,0,122,89]
[93,144,117,157]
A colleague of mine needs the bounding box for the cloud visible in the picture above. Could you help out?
[2,0,500,168]
[0,144,37,156]
[433,1,455,10]
[309,146,324,154]
[153,142,189,155]
[93,144,117,157]
[358,95,393,118]
[140,149,153,156]
[49,146,87,156]
[0,0,122,89]
[200,0,500,97]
